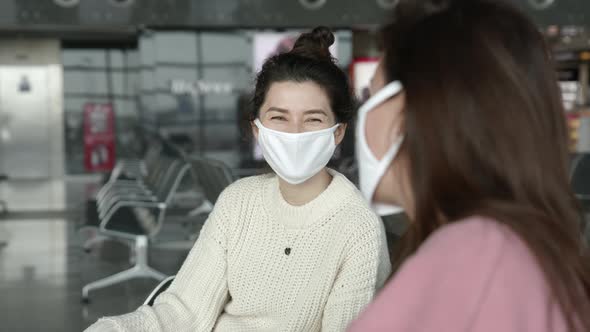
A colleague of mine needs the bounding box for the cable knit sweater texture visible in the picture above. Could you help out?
[85,170,391,332]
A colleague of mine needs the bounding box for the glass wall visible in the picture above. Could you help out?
[62,30,352,174]
[62,48,140,174]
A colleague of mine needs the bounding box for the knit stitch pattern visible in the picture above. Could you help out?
[85,170,391,332]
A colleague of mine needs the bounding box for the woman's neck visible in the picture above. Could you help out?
[278,168,333,206]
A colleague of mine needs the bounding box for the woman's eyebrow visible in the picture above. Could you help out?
[266,107,289,113]
[303,109,328,116]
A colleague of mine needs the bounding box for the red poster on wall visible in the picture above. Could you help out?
[83,103,116,172]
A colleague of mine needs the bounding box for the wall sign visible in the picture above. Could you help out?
[170,79,234,95]
[18,76,31,93]
[83,103,116,172]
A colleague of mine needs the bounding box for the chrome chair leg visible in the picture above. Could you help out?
[82,235,166,303]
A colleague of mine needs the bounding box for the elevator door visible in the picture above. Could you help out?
[0,66,51,178]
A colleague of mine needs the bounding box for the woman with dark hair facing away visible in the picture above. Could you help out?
[348,0,590,331]
[85,27,390,332]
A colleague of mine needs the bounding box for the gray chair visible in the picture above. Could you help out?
[81,157,179,252]
[0,174,6,248]
[186,156,235,217]
[104,141,163,188]
[0,174,7,215]
[141,158,235,305]
[95,151,170,206]
[144,275,175,306]
[569,153,590,243]
[82,160,191,302]
[97,158,178,217]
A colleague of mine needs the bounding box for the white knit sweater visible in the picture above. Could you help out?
[85,170,391,332]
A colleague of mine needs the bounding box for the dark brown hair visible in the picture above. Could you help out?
[249,26,355,124]
[383,0,590,330]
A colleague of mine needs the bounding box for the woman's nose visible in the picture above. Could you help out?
[283,120,304,134]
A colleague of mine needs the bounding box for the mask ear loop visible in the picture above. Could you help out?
[362,81,404,113]
[357,80,404,164]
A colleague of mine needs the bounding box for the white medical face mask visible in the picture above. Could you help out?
[356,80,405,216]
[254,119,340,185]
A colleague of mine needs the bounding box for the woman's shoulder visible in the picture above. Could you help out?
[329,171,381,221]
[419,216,527,258]
[412,216,549,295]
[328,170,371,207]
[375,216,566,331]
[218,173,275,199]
[350,219,564,331]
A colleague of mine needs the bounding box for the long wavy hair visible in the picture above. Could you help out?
[383,1,590,330]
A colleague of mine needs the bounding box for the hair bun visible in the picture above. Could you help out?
[290,26,335,62]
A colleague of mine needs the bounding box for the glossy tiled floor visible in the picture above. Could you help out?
[0,214,203,331]
[0,216,195,331]
[0,176,202,331]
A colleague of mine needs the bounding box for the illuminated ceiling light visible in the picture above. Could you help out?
[54,0,79,8]
[109,0,134,8]
[528,0,555,10]
[377,0,399,10]
[299,0,327,10]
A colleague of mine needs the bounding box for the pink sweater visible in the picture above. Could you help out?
[348,216,569,332]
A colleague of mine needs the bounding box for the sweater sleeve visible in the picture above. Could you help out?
[84,189,234,332]
[347,218,568,332]
[321,216,391,332]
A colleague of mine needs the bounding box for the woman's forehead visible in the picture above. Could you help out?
[261,81,333,116]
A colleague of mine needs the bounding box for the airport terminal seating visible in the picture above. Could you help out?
[82,153,235,302]
[570,152,590,243]
[82,156,191,302]
[0,174,7,215]
[140,156,236,306]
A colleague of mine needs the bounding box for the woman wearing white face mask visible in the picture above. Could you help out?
[85,27,390,332]
[348,0,590,331]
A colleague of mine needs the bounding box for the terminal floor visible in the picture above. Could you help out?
[0,176,198,331]
[0,215,194,331]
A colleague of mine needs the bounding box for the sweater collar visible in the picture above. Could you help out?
[263,169,357,229]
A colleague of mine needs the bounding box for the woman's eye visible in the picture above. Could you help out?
[271,116,286,121]
[306,118,322,123]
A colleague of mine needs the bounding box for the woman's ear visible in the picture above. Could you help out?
[251,121,259,140]
[334,123,347,145]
